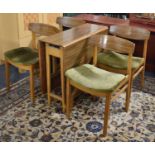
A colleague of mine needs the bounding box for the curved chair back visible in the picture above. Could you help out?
[93,35,135,75]
[96,35,135,55]
[29,23,60,49]
[110,25,150,41]
[56,16,86,30]
[109,25,150,60]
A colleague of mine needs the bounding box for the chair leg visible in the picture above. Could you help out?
[46,53,51,106]
[70,93,73,113]
[103,94,111,137]
[66,78,72,118]
[140,69,145,89]
[125,84,131,112]
[125,75,133,112]
[5,60,10,91]
[60,58,65,113]
[30,65,35,103]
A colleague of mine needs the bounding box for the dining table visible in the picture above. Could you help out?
[38,23,108,106]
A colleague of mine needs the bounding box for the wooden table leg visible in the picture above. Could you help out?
[60,54,66,112]
[39,41,47,93]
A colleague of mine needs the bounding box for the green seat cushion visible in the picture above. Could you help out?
[65,64,125,92]
[97,51,144,70]
[5,47,39,65]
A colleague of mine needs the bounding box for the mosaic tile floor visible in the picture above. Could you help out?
[0,76,155,142]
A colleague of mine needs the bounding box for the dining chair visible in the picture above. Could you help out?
[5,23,60,103]
[97,25,150,103]
[56,16,86,30]
[65,35,135,137]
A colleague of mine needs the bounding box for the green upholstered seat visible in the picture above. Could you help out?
[97,51,144,70]
[5,47,38,65]
[65,64,125,92]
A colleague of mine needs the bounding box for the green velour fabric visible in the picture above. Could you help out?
[97,51,144,70]
[65,64,125,92]
[5,47,39,65]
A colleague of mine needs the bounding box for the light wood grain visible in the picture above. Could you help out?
[56,16,86,30]
[40,23,108,48]
[29,23,60,37]
[110,25,150,41]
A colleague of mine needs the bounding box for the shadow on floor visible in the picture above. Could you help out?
[0,64,29,89]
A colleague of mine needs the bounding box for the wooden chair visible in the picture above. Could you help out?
[97,25,150,102]
[5,23,60,103]
[56,16,86,30]
[65,35,135,137]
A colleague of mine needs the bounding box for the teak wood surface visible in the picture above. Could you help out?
[40,23,108,48]
[56,16,86,30]
[39,23,108,93]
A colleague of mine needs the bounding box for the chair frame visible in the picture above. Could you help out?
[56,16,86,30]
[5,23,60,103]
[97,25,150,94]
[66,35,135,137]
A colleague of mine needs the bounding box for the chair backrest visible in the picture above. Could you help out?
[109,25,150,60]
[93,35,135,75]
[28,23,60,49]
[110,25,150,41]
[56,16,86,30]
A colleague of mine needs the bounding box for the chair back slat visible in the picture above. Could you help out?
[28,23,60,49]
[92,35,135,76]
[93,35,135,54]
[110,25,150,41]
[109,25,150,62]
[29,23,60,36]
[56,17,86,30]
